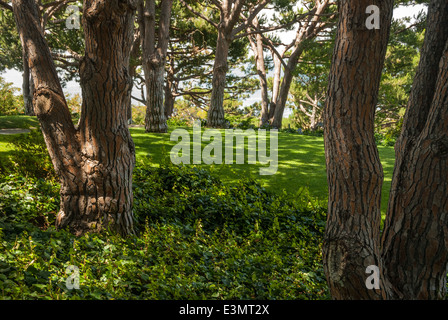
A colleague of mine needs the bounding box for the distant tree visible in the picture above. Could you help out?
[289,34,333,130]
[268,0,333,128]
[180,0,270,128]
[138,0,173,133]
[375,12,426,135]
[0,75,23,115]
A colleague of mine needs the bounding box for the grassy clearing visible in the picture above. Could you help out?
[0,115,396,215]
[130,126,395,217]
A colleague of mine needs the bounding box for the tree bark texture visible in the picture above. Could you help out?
[22,50,34,116]
[13,0,137,236]
[381,0,448,299]
[322,0,394,299]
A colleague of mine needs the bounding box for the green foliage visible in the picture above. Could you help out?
[0,174,59,233]
[376,14,425,135]
[225,114,257,129]
[66,93,82,116]
[131,105,146,125]
[0,9,22,71]
[0,76,24,116]
[4,128,56,179]
[0,162,329,300]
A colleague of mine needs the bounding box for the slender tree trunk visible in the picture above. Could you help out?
[13,0,137,236]
[21,39,34,115]
[127,33,141,124]
[208,27,230,128]
[268,50,282,121]
[164,76,175,119]
[381,0,448,299]
[248,18,269,126]
[271,47,303,128]
[271,0,329,129]
[164,55,176,119]
[322,0,394,299]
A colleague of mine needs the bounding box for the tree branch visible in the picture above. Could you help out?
[231,0,269,36]
[0,0,12,11]
[179,0,218,28]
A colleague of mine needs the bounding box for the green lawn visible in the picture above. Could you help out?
[0,115,39,129]
[0,115,396,215]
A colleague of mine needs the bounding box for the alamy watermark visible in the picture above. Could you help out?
[170,120,278,175]
[366,5,380,30]
[65,265,80,290]
[365,265,380,290]
[65,5,80,30]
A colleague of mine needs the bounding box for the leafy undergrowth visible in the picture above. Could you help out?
[0,163,329,300]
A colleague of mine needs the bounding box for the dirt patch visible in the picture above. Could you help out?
[0,128,31,135]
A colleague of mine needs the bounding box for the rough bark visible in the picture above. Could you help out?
[381,0,448,299]
[322,0,394,299]
[139,0,173,133]
[13,0,137,237]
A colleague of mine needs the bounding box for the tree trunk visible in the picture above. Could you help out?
[144,64,168,132]
[208,27,230,128]
[164,76,175,119]
[22,51,34,116]
[164,55,176,119]
[13,0,137,237]
[248,18,269,126]
[139,0,172,133]
[381,0,448,299]
[270,0,329,129]
[268,50,282,121]
[270,47,303,128]
[322,0,394,299]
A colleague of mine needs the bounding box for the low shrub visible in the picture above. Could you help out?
[0,162,329,300]
[225,114,257,130]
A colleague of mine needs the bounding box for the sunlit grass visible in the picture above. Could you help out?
[0,115,395,216]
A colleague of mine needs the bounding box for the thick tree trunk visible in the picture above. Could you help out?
[381,0,448,299]
[208,27,230,128]
[322,0,394,299]
[13,0,137,236]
